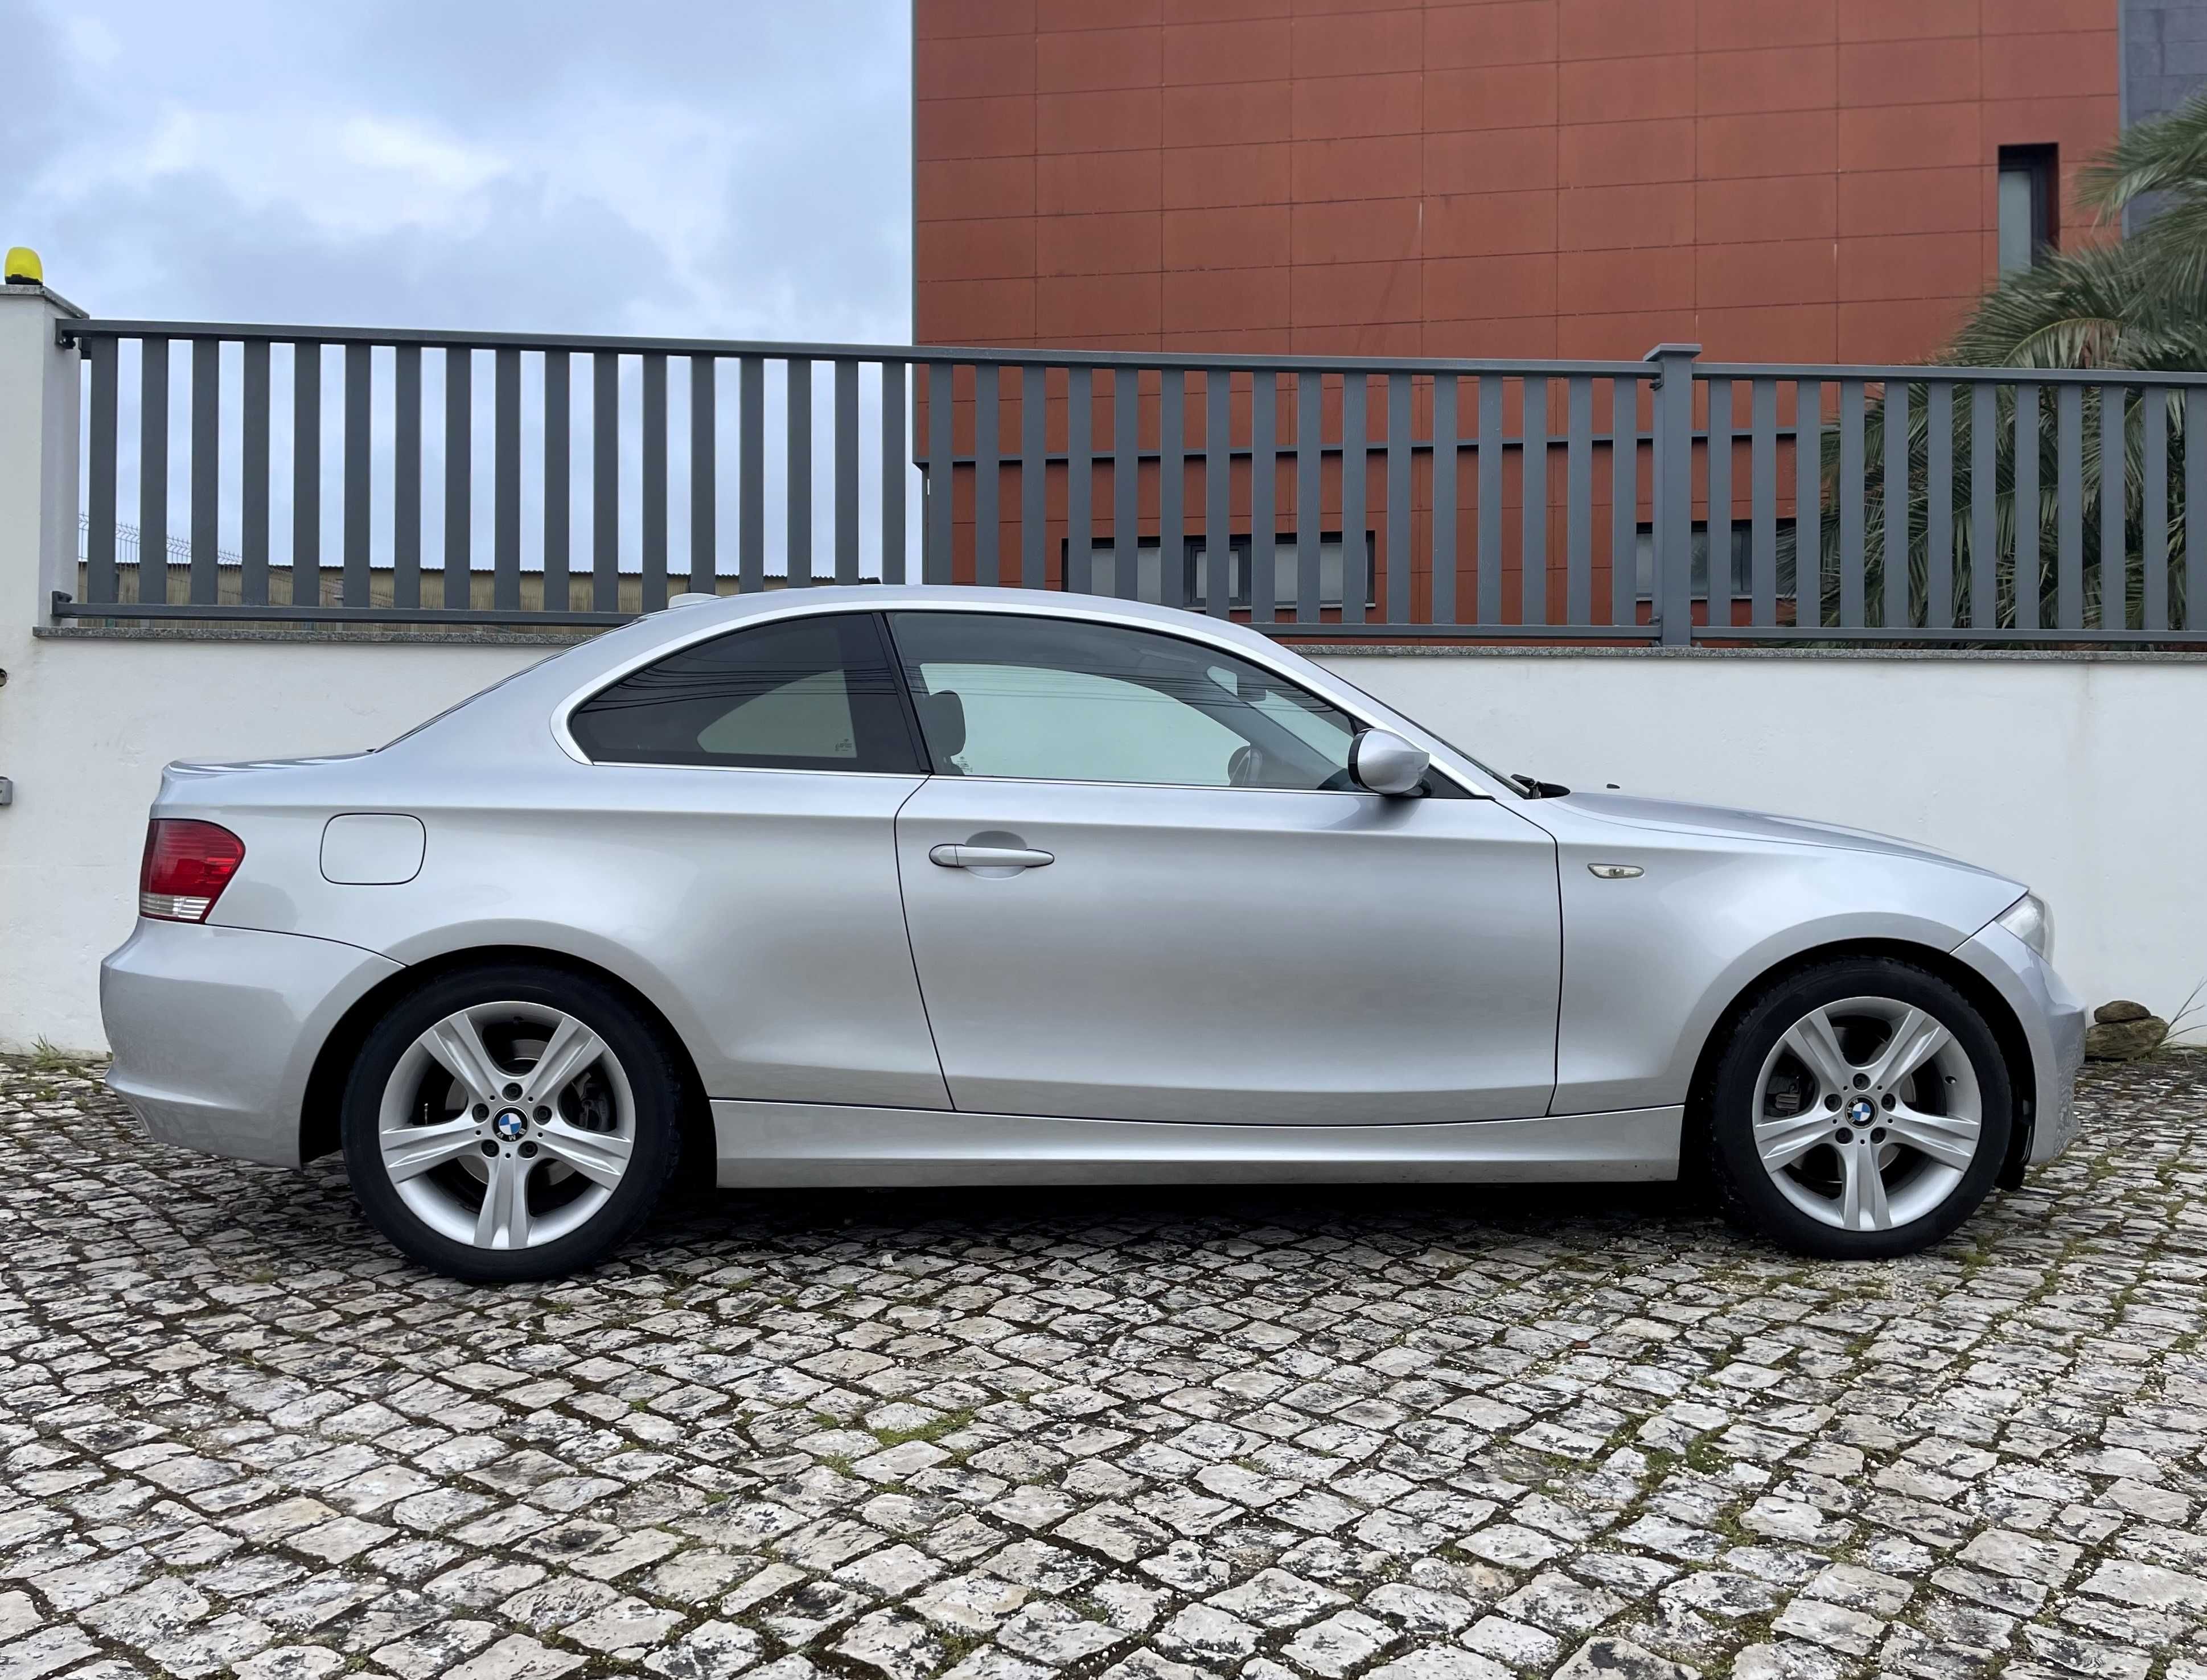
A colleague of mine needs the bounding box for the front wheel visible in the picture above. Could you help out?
[340,965,684,1282]
[1703,957,2013,1259]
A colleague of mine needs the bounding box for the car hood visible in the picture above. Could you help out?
[1543,790,2005,876]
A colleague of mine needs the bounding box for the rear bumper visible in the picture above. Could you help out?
[101,920,401,1167]
[1955,921,2087,1167]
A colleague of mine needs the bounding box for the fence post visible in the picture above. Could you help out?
[1646,342,1700,647]
[0,276,84,629]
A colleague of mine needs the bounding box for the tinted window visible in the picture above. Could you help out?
[569,613,921,772]
[887,612,1364,791]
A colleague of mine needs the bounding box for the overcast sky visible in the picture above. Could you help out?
[1,0,913,343]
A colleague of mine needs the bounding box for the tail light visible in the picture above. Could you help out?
[139,820,246,923]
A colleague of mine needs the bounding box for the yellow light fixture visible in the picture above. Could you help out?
[4,247,44,286]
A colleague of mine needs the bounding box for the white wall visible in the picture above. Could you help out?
[5,632,2203,1052]
[1331,650,2207,1040]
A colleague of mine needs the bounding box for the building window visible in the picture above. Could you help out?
[1998,146,2057,275]
[1635,522,1797,602]
[1076,533,1379,612]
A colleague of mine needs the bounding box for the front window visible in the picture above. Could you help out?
[1998,145,2057,275]
[886,611,1367,792]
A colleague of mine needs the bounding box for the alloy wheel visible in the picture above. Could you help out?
[1750,995,1984,1233]
[375,1001,635,1251]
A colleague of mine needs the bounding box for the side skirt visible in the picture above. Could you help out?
[711,1101,1682,1188]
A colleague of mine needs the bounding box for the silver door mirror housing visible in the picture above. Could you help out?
[1348,728,1429,796]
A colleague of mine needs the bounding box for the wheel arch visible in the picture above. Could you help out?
[1679,937,2039,1192]
[298,944,715,1176]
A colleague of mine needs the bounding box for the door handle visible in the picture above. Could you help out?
[928,843,1054,870]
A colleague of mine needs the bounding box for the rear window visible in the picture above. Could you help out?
[568,613,922,773]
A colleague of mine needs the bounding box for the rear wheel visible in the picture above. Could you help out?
[1704,957,2012,1259]
[340,965,683,1282]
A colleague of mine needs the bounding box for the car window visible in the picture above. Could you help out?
[568,612,922,772]
[886,611,1361,790]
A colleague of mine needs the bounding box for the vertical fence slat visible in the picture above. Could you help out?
[740,355,765,592]
[392,344,419,610]
[591,351,617,612]
[1881,380,1908,628]
[1433,373,1457,626]
[442,347,468,608]
[689,355,714,594]
[2013,384,2040,630]
[1205,370,1230,616]
[1611,378,1637,626]
[1066,365,1091,594]
[293,344,324,607]
[1387,373,1412,625]
[1653,357,1694,643]
[1296,370,1321,621]
[2143,386,2168,631]
[2099,385,2124,629]
[1708,378,1734,628]
[1478,376,1503,624]
[1749,379,1777,626]
[139,337,170,605]
[239,341,269,607]
[1795,381,1821,627]
[190,339,220,606]
[1969,382,1996,630]
[1926,381,1953,629]
[2189,389,2207,631]
[542,352,569,610]
[640,352,667,611]
[1564,377,1591,625]
[343,343,370,609]
[974,365,999,587]
[1520,377,1547,626]
[2057,382,2083,629]
[1160,368,1185,607]
[1251,371,1277,623]
[882,359,907,585]
[1838,380,1865,627]
[925,360,954,586]
[496,347,523,612]
[85,336,118,606]
[787,357,812,585]
[1020,365,1045,588]
[1113,367,1139,599]
[1341,374,1366,624]
[835,359,860,587]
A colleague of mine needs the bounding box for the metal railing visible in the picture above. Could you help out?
[51,317,2207,645]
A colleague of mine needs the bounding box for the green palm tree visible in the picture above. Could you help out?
[1785,94,2207,631]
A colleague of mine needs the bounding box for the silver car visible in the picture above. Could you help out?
[101,587,2083,1282]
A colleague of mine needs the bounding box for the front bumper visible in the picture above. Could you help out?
[1955,920,2087,1168]
[101,920,401,1167]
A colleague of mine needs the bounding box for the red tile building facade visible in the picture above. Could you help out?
[915,0,2122,363]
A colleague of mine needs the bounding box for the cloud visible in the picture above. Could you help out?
[1,0,913,343]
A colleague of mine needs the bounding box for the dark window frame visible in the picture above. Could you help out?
[1634,520,1799,603]
[1998,144,2058,274]
[1065,531,1381,612]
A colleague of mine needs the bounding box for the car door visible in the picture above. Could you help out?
[887,609,1561,1125]
[562,608,951,1110]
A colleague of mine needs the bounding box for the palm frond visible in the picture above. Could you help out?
[2077,86,2207,216]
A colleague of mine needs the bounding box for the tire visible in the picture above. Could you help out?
[340,963,684,1282]
[1702,956,2013,1260]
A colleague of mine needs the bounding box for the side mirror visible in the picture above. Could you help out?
[1348,728,1429,796]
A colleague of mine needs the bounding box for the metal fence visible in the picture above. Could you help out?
[51,317,2207,645]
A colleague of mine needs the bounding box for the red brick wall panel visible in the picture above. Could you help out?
[916,0,2118,365]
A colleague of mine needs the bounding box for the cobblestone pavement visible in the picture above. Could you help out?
[3,1057,2205,1680]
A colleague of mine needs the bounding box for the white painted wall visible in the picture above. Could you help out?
[5,289,2203,1051]
[6,632,2203,1052]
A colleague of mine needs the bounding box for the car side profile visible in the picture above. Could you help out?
[101,587,2084,1281]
